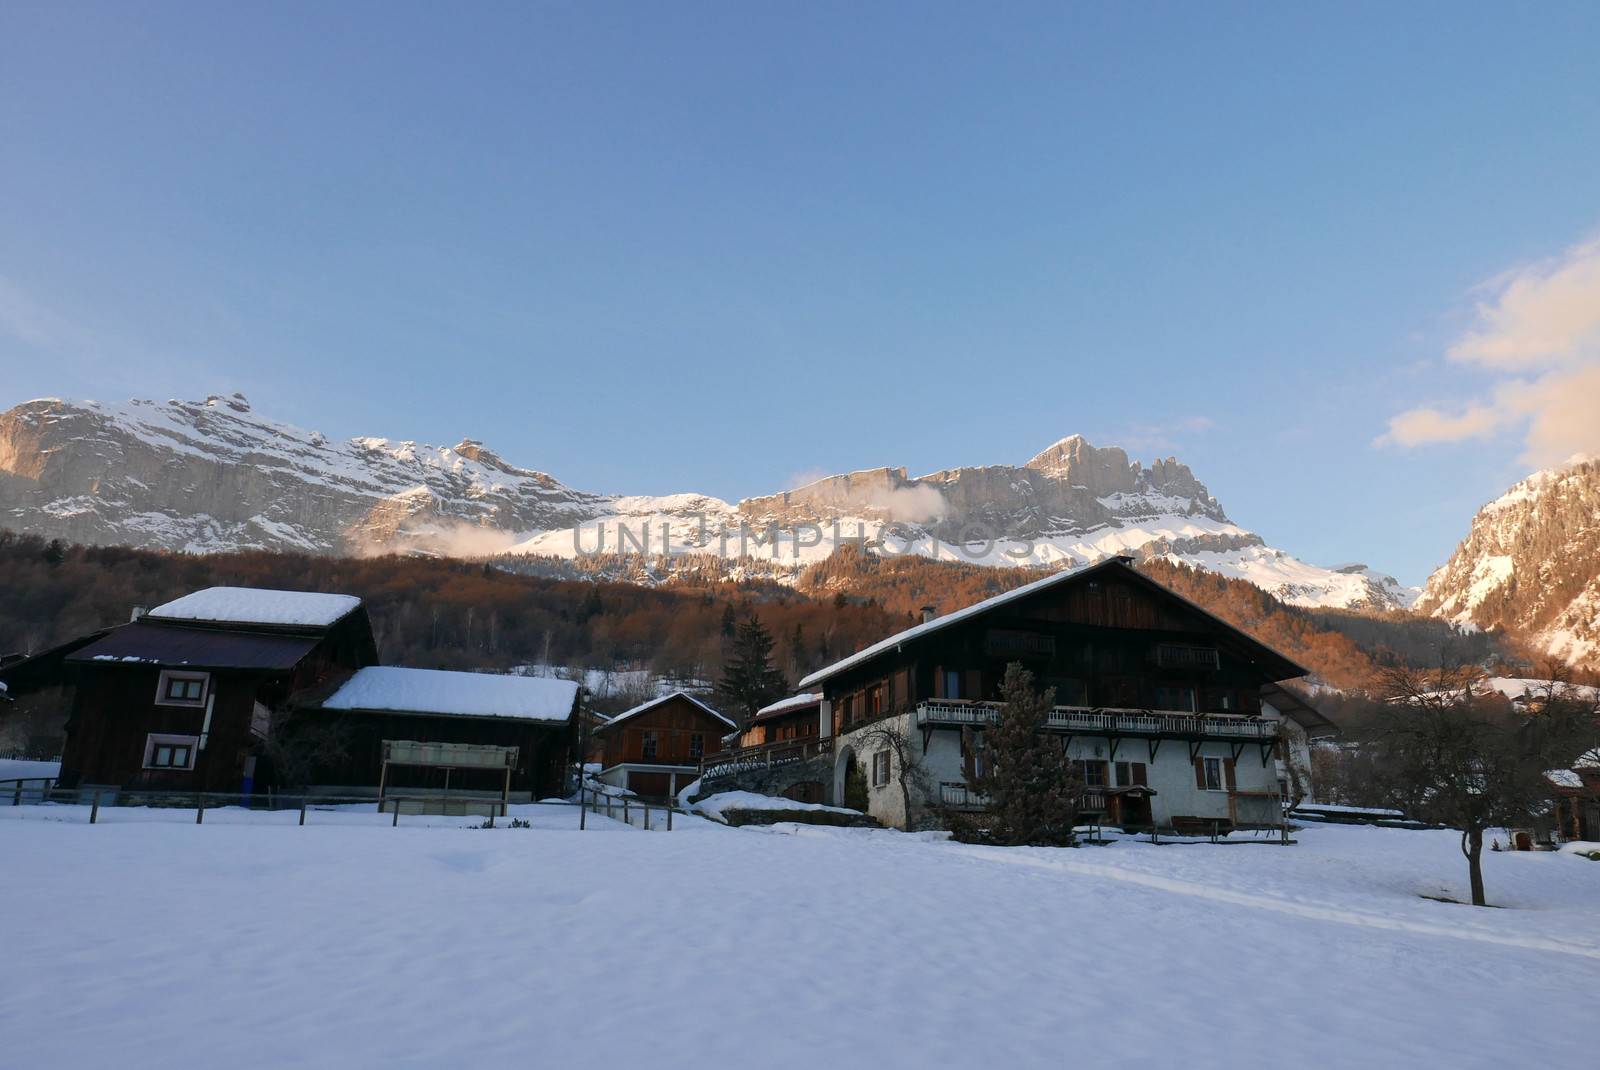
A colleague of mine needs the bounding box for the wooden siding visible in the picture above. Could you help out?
[597,695,729,768]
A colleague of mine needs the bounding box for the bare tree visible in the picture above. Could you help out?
[259,713,353,793]
[849,716,932,831]
[1371,664,1599,906]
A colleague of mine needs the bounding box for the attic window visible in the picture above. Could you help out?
[155,671,209,708]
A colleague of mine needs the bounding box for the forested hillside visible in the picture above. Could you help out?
[0,532,1529,695]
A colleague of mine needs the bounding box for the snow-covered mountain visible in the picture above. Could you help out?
[1417,458,1600,668]
[0,394,1413,610]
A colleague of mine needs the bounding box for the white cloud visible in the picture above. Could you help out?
[1379,235,1600,467]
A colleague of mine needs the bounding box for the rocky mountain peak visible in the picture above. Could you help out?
[1418,458,1600,668]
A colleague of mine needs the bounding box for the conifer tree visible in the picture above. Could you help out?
[972,662,1083,846]
[715,614,789,725]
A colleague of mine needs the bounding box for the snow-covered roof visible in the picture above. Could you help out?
[602,691,736,730]
[147,587,362,628]
[1546,769,1584,790]
[322,667,579,722]
[752,693,822,721]
[798,556,1308,690]
[798,564,1098,689]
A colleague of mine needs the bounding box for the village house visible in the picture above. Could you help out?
[1545,750,1600,843]
[6,586,581,804]
[700,557,1331,832]
[593,691,735,799]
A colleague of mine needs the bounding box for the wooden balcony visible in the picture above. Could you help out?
[914,700,1279,741]
[700,736,834,782]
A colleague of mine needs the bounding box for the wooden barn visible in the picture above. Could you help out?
[593,691,735,799]
[296,666,580,803]
[51,587,377,795]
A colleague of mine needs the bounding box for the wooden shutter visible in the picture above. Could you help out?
[1132,762,1148,786]
[1193,756,1206,789]
[1224,757,1237,791]
[965,670,983,700]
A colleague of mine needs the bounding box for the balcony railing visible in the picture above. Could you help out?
[938,781,1107,814]
[914,700,1279,740]
[700,736,834,781]
[938,782,990,810]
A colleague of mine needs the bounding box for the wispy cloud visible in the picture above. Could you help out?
[1378,235,1600,466]
[1114,415,1215,455]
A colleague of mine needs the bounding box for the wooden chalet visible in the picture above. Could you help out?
[705,556,1325,833]
[593,691,735,799]
[7,585,584,806]
[737,693,823,749]
[48,588,377,795]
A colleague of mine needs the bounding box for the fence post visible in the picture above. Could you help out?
[90,789,101,825]
[667,804,673,832]
[643,804,650,831]
[392,800,400,827]
[623,797,630,826]
[12,781,19,806]
[579,784,587,831]
[299,799,308,826]
[196,793,205,824]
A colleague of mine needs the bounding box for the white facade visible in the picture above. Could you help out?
[835,712,1283,832]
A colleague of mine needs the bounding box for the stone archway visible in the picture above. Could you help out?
[835,745,869,811]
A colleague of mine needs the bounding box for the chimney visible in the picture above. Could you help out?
[920,605,937,624]
[130,605,147,623]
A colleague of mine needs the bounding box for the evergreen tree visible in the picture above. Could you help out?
[971,662,1083,846]
[720,604,737,638]
[715,614,789,725]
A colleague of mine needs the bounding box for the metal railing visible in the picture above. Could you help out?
[913,701,1279,739]
[700,736,835,781]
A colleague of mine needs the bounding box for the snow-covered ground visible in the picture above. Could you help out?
[0,758,59,781]
[1,807,1594,1068]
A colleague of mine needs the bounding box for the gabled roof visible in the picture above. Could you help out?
[66,623,323,671]
[598,691,736,731]
[797,556,1308,689]
[147,587,362,629]
[320,667,579,723]
[751,692,823,725]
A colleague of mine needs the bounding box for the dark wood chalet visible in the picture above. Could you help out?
[51,588,377,795]
[778,556,1315,831]
[594,691,736,799]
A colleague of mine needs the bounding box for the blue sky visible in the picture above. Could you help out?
[3,2,1599,586]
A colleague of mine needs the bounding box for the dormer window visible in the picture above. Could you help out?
[155,670,209,707]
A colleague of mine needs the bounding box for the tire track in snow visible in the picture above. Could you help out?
[939,843,1600,962]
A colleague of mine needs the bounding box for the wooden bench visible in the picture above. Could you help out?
[1170,816,1233,839]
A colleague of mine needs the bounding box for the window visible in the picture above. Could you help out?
[143,733,198,770]
[942,670,961,699]
[1153,685,1197,713]
[155,670,209,707]
[1049,677,1088,707]
[866,684,884,716]
[689,733,704,759]
[641,731,658,760]
[1079,760,1108,788]
[1202,757,1225,791]
[872,750,891,787]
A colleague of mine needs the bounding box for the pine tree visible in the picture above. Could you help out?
[716,614,789,725]
[720,604,737,638]
[972,662,1083,846]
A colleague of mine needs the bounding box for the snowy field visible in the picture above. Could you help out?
[1,805,1596,1070]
